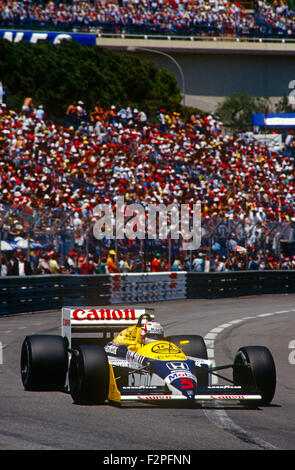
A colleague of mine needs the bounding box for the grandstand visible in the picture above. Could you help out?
[1,0,295,276]
[0,0,294,40]
[0,97,295,275]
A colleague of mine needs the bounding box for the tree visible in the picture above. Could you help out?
[275,95,295,113]
[216,92,272,131]
[0,38,182,119]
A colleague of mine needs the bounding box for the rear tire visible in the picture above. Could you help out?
[69,345,109,405]
[20,335,68,391]
[233,345,276,405]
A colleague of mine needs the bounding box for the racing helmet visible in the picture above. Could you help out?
[141,321,164,344]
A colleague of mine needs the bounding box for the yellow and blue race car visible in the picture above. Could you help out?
[20,307,276,407]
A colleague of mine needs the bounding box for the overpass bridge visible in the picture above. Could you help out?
[96,36,295,112]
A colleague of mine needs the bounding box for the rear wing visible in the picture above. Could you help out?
[62,306,154,348]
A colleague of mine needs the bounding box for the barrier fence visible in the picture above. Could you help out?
[1,270,295,315]
[2,20,295,42]
[2,199,295,275]
[0,274,110,315]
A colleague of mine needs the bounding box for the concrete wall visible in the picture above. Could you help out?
[96,37,295,112]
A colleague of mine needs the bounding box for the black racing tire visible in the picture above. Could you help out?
[233,345,276,405]
[20,335,68,391]
[69,345,109,405]
[168,334,208,360]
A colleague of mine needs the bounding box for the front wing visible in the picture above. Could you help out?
[107,362,262,404]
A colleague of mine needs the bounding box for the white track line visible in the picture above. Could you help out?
[202,309,293,450]
[0,342,8,365]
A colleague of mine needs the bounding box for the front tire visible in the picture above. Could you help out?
[168,334,208,359]
[20,335,68,391]
[168,334,208,387]
[233,345,276,405]
[69,345,109,405]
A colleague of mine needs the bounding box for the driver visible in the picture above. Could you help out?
[141,321,164,344]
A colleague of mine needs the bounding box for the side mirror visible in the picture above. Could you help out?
[179,340,190,346]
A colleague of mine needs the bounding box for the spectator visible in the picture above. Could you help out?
[22,97,34,115]
[62,251,78,273]
[97,255,107,273]
[66,100,78,128]
[171,258,183,271]
[151,253,162,272]
[90,101,104,124]
[248,255,259,270]
[35,252,51,274]
[133,256,143,272]
[0,254,8,276]
[285,131,294,158]
[76,100,88,125]
[48,252,61,274]
[78,254,96,274]
[35,105,45,121]
[106,249,119,273]
[214,254,227,272]
[118,253,133,272]
[8,250,32,276]
[192,253,204,272]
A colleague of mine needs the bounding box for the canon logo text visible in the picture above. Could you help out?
[72,308,136,321]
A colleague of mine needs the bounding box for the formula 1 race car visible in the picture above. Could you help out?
[20,306,276,406]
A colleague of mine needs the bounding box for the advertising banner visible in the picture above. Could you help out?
[109,272,187,304]
[0,30,96,45]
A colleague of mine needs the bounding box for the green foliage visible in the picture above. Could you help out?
[216,92,273,131]
[0,38,182,119]
[275,94,294,113]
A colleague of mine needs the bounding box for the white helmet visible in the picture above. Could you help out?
[141,321,164,344]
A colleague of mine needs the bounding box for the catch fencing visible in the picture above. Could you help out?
[1,270,295,315]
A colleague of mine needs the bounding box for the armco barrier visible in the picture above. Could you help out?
[0,272,186,315]
[186,271,295,299]
[0,274,110,315]
[1,270,295,315]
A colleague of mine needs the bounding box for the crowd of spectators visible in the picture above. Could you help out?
[0,0,295,39]
[1,91,295,275]
[254,0,295,37]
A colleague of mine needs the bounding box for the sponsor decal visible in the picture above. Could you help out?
[63,319,70,326]
[72,308,136,321]
[123,386,158,390]
[181,378,194,389]
[151,343,181,355]
[105,345,118,355]
[154,354,184,360]
[109,359,128,367]
[207,385,241,389]
[138,395,172,400]
[166,371,196,384]
[167,362,189,371]
[210,395,245,399]
[126,350,146,368]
